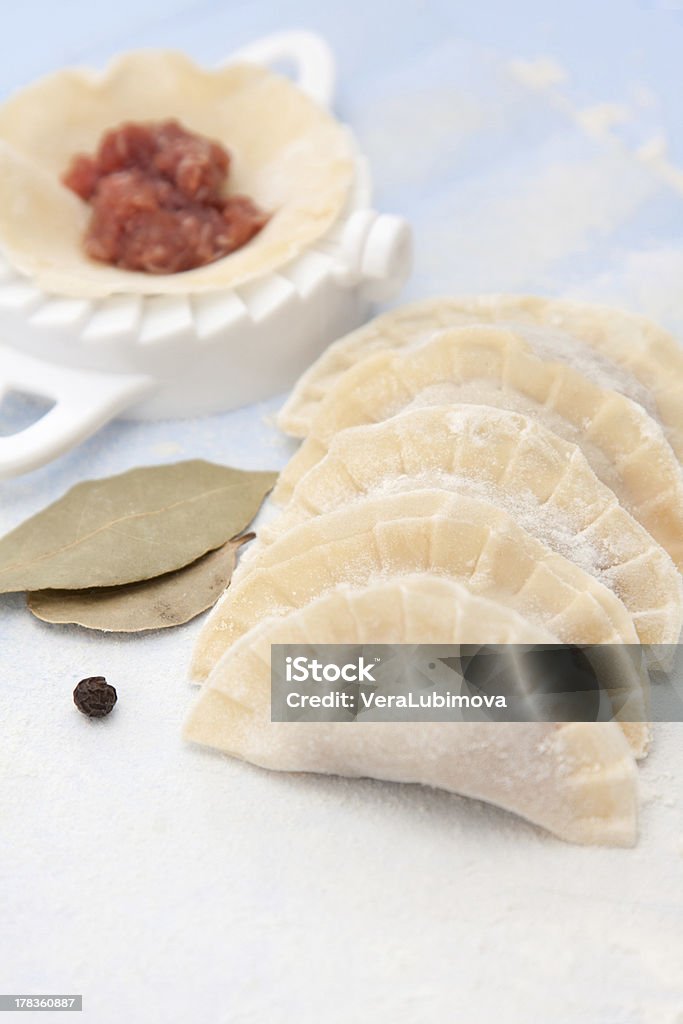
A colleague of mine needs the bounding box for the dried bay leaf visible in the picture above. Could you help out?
[27,535,254,632]
[0,460,277,593]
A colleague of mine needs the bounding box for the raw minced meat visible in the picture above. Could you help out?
[62,120,268,274]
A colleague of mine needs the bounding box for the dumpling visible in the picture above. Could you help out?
[190,489,639,685]
[257,405,683,645]
[200,573,561,649]
[184,575,639,847]
[0,51,354,298]
[277,295,683,458]
[272,327,683,572]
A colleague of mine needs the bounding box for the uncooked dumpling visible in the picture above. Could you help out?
[272,327,683,571]
[184,576,639,847]
[256,406,683,645]
[277,295,683,459]
[0,51,353,297]
[191,489,639,684]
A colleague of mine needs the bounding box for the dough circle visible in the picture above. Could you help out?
[0,51,354,296]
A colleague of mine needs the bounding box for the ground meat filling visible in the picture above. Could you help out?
[62,120,269,274]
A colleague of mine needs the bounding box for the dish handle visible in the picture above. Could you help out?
[227,30,336,108]
[0,346,152,479]
[334,210,414,302]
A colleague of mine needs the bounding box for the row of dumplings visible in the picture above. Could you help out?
[185,295,683,847]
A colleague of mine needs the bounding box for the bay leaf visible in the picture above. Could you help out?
[0,461,277,593]
[27,534,254,632]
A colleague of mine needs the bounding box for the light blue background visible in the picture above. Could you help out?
[2,1,683,127]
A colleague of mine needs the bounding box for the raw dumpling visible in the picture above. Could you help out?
[190,489,639,684]
[272,327,683,572]
[0,51,354,297]
[256,406,683,645]
[184,575,639,847]
[277,295,683,459]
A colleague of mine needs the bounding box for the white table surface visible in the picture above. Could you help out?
[2,2,683,1021]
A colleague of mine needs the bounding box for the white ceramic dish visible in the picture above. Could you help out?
[0,31,412,478]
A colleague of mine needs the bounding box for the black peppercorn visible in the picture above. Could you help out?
[73,676,117,718]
